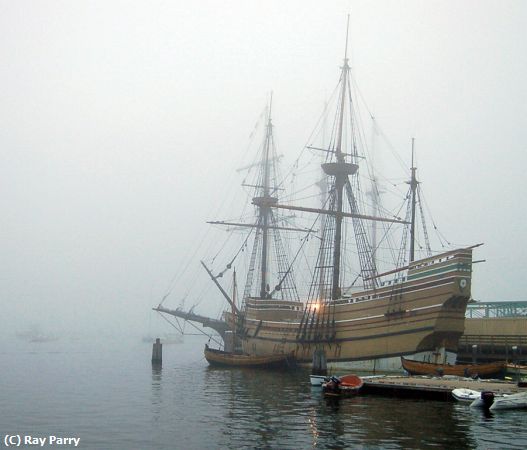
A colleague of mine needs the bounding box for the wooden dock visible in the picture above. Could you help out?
[362,375,524,401]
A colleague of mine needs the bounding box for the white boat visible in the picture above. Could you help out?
[489,391,527,411]
[310,374,329,386]
[452,388,480,402]
[470,391,496,408]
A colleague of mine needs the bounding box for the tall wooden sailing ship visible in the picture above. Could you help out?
[158,23,478,366]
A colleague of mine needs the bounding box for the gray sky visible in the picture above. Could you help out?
[2,0,526,337]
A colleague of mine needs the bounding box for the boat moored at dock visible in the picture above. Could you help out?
[401,357,505,378]
[204,344,293,369]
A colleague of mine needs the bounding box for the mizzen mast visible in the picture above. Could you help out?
[406,138,433,262]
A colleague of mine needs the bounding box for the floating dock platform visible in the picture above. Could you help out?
[362,375,524,401]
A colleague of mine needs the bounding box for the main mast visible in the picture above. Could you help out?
[260,97,273,298]
[322,17,359,300]
[409,138,418,263]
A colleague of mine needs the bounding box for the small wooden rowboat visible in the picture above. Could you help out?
[401,357,505,378]
[322,374,364,396]
[204,345,293,368]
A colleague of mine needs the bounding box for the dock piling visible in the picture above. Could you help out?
[312,349,327,375]
[152,338,162,366]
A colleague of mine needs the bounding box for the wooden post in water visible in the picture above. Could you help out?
[312,349,327,375]
[512,346,519,382]
[152,338,162,366]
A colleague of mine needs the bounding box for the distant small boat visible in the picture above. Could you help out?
[204,344,293,368]
[489,391,527,411]
[16,329,58,343]
[322,374,363,396]
[401,357,505,378]
[452,388,480,402]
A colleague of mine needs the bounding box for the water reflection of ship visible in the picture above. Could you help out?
[203,367,305,448]
[202,366,474,449]
[155,18,479,368]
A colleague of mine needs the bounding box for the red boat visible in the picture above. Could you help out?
[322,374,364,396]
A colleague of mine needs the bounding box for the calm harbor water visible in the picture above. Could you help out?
[1,334,526,449]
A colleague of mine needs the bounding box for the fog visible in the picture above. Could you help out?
[1,1,526,339]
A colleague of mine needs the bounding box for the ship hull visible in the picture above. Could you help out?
[238,249,473,363]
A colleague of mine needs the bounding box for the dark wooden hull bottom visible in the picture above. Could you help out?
[204,345,293,368]
[401,357,505,378]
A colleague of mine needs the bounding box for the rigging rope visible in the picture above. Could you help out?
[214,227,254,278]
[156,310,184,334]
[350,75,408,173]
[420,187,451,248]
[268,199,327,297]
[274,81,342,194]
